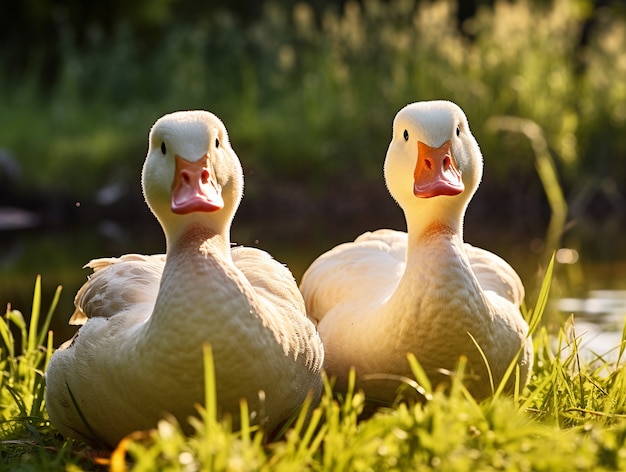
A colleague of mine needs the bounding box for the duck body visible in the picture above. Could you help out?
[300,100,532,402]
[45,111,323,447]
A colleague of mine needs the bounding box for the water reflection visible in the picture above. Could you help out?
[554,290,626,364]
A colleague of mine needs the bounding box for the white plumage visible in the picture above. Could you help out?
[45,111,324,447]
[300,100,532,402]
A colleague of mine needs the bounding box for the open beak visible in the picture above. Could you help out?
[413,139,464,198]
[171,155,224,214]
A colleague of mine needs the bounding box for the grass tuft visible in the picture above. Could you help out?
[4,262,626,469]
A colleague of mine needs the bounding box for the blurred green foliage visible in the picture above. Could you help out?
[1,0,625,206]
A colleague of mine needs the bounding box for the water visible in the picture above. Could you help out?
[553,290,626,364]
[1,203,625,358]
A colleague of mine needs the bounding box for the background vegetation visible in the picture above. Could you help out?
[1,0,625,225]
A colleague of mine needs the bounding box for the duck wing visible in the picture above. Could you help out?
[232,246,323,370]
[299,229,407,324]
[70,254,166,325]
[464,243,524,307]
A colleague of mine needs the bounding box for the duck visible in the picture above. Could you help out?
[45,110,324,447]
[299,100,532,402]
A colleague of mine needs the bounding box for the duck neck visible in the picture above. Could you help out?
[404,218,468,276]
[155,224,236,328]
[388,206,486,327]
[404,200,465,248]
[142,224,242,347]
[166,224,231,260]
[165,219,231,260]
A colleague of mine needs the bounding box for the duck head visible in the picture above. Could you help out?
[383,100,483,236]
[142,111,243,245]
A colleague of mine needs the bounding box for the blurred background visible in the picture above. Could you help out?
[1,0,625,349]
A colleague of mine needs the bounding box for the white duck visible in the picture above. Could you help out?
[45,111,324,447]
[300,100,532,402]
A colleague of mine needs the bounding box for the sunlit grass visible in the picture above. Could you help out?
[2,265,626,470]
[0,277,75,466]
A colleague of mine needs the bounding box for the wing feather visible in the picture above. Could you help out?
[464,244,524,306]
[70,254,166,325]
[232,245,323,370]
[300,229,406,323]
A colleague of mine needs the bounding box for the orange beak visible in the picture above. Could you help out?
[413,139,464,198]
[171,155,224,214]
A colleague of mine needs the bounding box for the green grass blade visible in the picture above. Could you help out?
[299,402,323,456]
[406,353,433,399]
[468,333,495,397]
[239,397,251,446]
[528,253,555,338]
[202,343,217,432]
[45,330,54,370]
[27,276,42,354]
[29,374,46,418]
[0,311,16,360]
[37,284,62,349]
[6,310,27,356]
[616,317,626,367]
[6,385,28,416]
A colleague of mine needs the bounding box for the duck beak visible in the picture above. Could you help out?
[171,155,224,214]
[413,139,464,198]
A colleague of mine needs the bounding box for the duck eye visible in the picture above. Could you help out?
[215,138,220,148]
[403,129,409,141]
[160,142,167,155]
[456,126,461,137]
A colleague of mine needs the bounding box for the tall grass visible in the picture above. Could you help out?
[0,277,71,466]
[2,264,626,470]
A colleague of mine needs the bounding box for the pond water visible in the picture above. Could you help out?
[553,290,626,364]
[1,201,625,360]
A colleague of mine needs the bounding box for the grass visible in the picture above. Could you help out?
[3,258,626,470]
